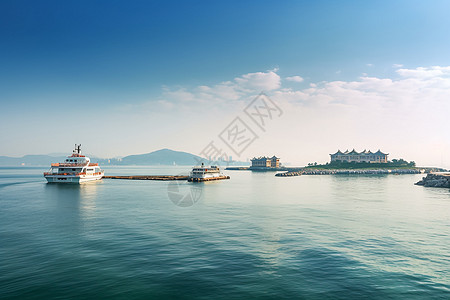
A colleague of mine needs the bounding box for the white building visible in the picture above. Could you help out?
[330,149,388,163]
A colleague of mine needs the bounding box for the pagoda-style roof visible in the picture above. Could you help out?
[330,149,388,156]
[374,150,388,155]
[348,149,359,155]
[252,156,280,160]
[330,150,344,155]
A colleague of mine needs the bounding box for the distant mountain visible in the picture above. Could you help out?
[0,148,249,166]
[0,155,66,167]
[115,148,204,166]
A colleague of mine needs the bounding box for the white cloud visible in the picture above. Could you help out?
[163,88,196,102]
[276,70,450,111]
[155,70,281,110]
[270,66,450,165]
[392,64,403,68]
[7,66,450,166]
[285,75,304,83]
[234,70,281,91]
[111,66,450,167]
[154,66,450,120]
[396,66,450,78]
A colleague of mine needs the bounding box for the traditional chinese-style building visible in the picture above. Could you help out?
[330,149,388,163]
[251,156,280,168]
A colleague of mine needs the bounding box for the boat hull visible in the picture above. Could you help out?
[188,173,230,182]
[45,173,103,184]
[188,175,230,182]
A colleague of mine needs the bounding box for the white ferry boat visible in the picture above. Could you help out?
[189,163,229,182]
[44,144,104,183]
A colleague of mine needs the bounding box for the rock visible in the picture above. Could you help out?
[415,174,450,188]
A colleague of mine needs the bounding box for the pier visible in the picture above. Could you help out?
[225,167,250,171]
[103,175,231,182]
[103,175,188,181]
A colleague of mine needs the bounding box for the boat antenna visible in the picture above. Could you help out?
[77,144,81,154]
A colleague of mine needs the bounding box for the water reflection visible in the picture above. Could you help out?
[258,229,283,268]
[329,174,390,203]
[44,181,102,226]
[167,180,205,207]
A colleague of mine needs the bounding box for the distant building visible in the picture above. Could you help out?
[330,149,388,163]
[251,156,280,168]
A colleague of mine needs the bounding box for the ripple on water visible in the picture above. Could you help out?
[0,169,449,299]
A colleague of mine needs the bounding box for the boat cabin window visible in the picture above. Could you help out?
[59,168,82,172]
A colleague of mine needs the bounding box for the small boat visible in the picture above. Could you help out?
[44,144,104,183]
[188,163,230,182]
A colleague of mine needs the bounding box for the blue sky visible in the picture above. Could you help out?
[2,1,450,166]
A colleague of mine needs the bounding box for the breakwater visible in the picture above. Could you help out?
[301,169,423,175]
[226,166,431,175]
[415,173,450,188]
[275,171,301,177]
[103,175,188,181]
[103,175,231,182]
[275,168,423,177]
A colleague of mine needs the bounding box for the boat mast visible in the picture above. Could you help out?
[73,144,82,155]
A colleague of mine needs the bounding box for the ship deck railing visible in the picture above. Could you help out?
[44,172,103,176]
[51,163,99,167]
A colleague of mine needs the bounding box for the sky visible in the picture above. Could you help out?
[1,0,450,167]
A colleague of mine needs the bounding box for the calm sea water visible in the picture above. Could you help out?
[0,166,449,299]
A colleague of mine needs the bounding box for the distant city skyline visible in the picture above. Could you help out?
[1,1,450,168]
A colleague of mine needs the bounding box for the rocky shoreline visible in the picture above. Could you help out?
[415,173,450,188]
[299,168,423,175]
[275,171,301,177]
[273,168,425,177]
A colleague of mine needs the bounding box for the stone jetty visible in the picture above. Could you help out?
[415,173,450,188]
[274,168,424,177]
[103,175,188,181]
[275,171,301,177]
[301,169,423,175]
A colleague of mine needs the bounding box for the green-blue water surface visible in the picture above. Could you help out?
[1,166,449,299]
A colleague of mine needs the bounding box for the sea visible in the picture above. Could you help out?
[0,166,449,299]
